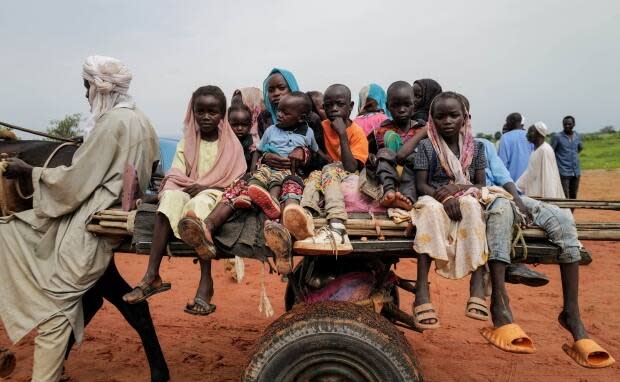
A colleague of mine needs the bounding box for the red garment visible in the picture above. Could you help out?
[374,120,422,149]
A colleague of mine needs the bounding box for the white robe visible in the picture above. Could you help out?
[0,106,159,344]
[516,142,565,198]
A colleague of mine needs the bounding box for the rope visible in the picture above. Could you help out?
[14,142,77,200]
[511,224,528,260]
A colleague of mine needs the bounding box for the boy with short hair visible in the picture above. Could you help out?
[284,84,369,254]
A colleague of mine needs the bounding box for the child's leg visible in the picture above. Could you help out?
[376,149,413,210]
[412,253,440,328]
[413,253,432,307]
[122,212,173,303]
[248,165,282,219]
[123,189,190,303]
[185,259,216,316]
[293,164,353,254]
[321,163,348,224]
[178,189,223,260]
[283,175,314,240]
[483,197,515,326]
[559,262,587,341]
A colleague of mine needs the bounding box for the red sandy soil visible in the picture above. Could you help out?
[2,170,620,381]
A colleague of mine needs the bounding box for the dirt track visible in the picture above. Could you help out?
[2,170,620,381]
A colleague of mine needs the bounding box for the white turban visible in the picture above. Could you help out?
[81,55,135,137]
[533,121,548,137]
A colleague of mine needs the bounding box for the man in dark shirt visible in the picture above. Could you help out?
[551,116,583,199]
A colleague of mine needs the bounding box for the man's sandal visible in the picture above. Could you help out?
[124,281,172,304]
[413,303,440,330]
[562,339,615,368]
[465,297,490,321]
[480,323,536,354]
[184,297,216,316]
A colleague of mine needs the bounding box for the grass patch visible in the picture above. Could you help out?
[579,132,620,170]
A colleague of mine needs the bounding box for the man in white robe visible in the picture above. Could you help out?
[0,56,159,382]
[516,122,566,198]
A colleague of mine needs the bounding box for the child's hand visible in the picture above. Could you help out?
[262,153,290,170]
[331,117,348,136]
[433,184,460,202]
[514,197,533,227]
[288,147,305,163]
[183,184,206,197]
[443,198,462,221]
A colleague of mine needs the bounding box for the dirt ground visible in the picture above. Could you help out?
[2,169,620,381]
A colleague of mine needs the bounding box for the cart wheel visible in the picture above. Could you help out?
[243,301,422,382]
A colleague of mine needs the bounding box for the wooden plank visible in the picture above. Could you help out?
[92,214,128,222]
[87,224,131,237]
[99,221,128,229]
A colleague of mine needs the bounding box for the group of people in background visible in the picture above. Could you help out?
[0,56,613,382]
[498,112,583,199]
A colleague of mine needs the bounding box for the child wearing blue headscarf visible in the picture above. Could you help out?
[257,68,300,137]
[354,83,389,136]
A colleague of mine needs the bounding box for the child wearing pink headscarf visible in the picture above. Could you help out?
[123,85,246,316]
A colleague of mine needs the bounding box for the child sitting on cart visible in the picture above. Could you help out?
[123,85,247,316]
[364,81,428,210]
[284,84,369,255]
[408,91,489,329]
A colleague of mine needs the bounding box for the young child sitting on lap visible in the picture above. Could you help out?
[123,85,247,316]
[247,91,320,219]
[284,84,369,255]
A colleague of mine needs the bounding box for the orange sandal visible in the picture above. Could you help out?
[562,339,615,368]
[480,323,535,354]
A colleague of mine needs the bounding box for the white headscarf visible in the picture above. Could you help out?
[81,55,135,137]
[533,121,548,137]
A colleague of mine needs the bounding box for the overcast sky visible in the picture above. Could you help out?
[1,0,618,139]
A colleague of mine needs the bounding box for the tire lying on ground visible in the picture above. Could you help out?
[243,301,422,382]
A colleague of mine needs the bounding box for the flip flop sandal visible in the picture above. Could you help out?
[178,215,217,261]
[0,348,16,378]
[125,281,172,304]
[562,338,615,368]
[264,220,293,275]
[282,203,314,240]
[413,303,441,330]
[465,297,490,321]
[480,323,536,354]
[248,184,281,220]
[184,297,216,316]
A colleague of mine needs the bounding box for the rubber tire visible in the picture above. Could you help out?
[243,301,422,382]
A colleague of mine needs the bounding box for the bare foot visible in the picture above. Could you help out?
[380,190,413,210]
[380,190,397,207]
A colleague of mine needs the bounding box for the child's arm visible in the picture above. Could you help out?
[415,170,436,198]
[332,117,359,172]
[396,125,427,163]
[249,151,259,173]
